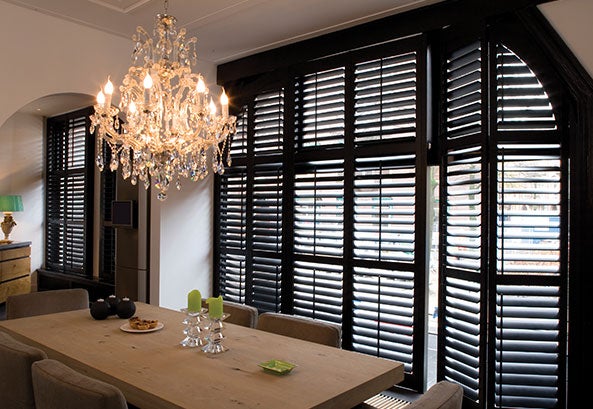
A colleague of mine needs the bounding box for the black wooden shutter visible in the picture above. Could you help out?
[439,39,487,405]
[45,108,94,276]
[293,162,345,324]
[218,107,249,303]
[439,37,567,409]
[490,43,566,409]
[100,145,116,283]
[351,44,426,389]
[251,91,285,311]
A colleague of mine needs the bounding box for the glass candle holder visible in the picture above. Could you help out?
[180,308,207,348]
[202,313,230,354]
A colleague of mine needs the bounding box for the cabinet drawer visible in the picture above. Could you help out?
[0,246,31,261]
[0,275,31,303]
[0,257,30,282]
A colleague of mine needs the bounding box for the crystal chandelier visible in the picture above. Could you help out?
[90,0,236,201]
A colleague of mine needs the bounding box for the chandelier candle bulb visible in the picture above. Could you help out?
[209,98,217,116]
[197,77,206,93]
[89,1,237,201]
[104,77,114,108]
[221,90,229,118]
[96,91,105,108]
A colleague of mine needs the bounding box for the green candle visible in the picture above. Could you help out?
[207,296,223,319]
[188,289,202,312]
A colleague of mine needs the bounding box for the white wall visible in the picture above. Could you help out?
[0,2,131,127]
[0,1,130,277]
[149,59,218,310]
[152,173,215,310]
[0,112,44,275]
[539,0,593,79]
[0,1,217,306]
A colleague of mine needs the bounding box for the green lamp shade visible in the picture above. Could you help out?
[0,195,24,212]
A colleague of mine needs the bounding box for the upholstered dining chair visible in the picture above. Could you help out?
[6,288,89,320]
[359,380,463,409]
[32,359,128,409]
[223,301,259,328]
[256,312,342,348]
[0,330,48,409]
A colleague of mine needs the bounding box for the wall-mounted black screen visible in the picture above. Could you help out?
[111,200,136,228]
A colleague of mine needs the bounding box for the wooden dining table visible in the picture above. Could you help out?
[0,302,404,409]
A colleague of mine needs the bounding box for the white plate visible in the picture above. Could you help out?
[120,322,164,333]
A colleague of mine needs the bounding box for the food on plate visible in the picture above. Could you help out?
[128,316,159,330]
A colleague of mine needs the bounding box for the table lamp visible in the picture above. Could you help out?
[0,195,24,244]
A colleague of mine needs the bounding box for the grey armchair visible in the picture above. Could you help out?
[0,330,48,409]
[256,312,341,347]
[32,359,128,409]
[223,301,259,328]
[6,288,89,320]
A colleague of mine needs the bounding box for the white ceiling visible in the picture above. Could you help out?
[4,0,444,64]
[7,0,444,116]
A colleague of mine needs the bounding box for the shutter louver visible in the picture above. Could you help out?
[354,52,417,144]
[294,163,344,257]
[445,146,483,272]
[294,261,343,324]
[352,266,415,369]
[494,285,560,409]
[496,149,561,275]
[442,276,481,402]
[445,42,482,140]
[254,91,283,155]
[252,256,282,312]
[497,45,556,132]
[253,166,283,252]
[230,107,248,157]
[354,157,416,262]
[218,167,248,303]
[251,165,283,312]
[220,254,246,303]
[295,68,345,148]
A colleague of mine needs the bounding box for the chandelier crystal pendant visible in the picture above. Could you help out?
[90,1,236,201]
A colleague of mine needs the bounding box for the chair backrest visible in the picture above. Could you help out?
[0,330,48,409]
[407,381,463,409]
[6,288,89,320]
[256,312,341,347]
[32,359,128,409]
[223,301,259,328]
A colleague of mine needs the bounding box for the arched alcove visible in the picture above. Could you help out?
[0,93,95,279]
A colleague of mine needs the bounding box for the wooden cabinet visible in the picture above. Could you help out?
[0,241,31,303]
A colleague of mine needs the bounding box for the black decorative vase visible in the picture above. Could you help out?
[107,294,121,316]
[116,297,136,319]
[90,299,110,320]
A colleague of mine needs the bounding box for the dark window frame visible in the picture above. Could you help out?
[45,108,95,276]
[215,2,593,408]
[45,107,116,284]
